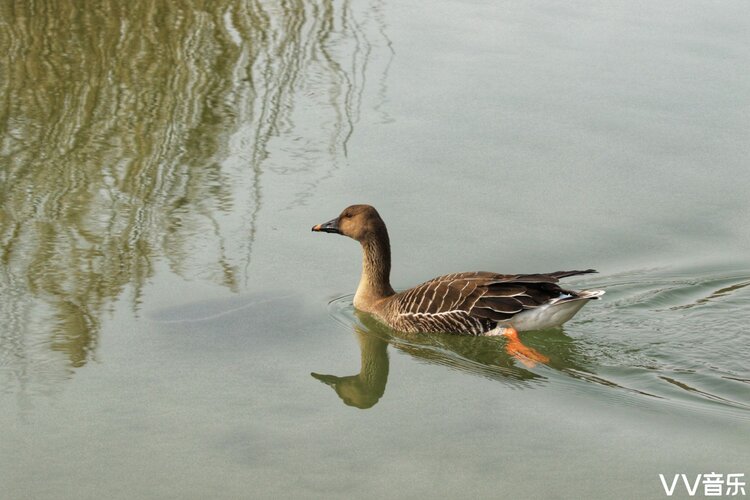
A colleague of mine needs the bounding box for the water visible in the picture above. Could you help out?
[1,1,748,498]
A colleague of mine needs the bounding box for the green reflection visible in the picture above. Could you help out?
[0,0,386,390]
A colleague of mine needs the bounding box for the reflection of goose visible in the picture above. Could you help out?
[312,311,592,409]
[312,205,603,363]
[312,328,389,409]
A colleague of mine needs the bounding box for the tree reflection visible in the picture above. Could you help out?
[0,0,390,393]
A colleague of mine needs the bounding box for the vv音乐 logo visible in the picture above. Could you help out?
[659,473,746,497]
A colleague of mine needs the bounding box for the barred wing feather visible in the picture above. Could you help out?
[389,269,597,335]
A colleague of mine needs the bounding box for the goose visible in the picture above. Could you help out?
[312,204,603,356]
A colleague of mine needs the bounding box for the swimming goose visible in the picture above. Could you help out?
[312,204,604,340]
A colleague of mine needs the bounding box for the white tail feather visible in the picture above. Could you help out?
[506,289,604,332]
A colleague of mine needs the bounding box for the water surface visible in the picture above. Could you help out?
[1,1,748,498]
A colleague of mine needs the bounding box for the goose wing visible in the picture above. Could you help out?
[389,270,596,334]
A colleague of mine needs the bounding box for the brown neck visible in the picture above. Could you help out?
[356,329,388,397]
[353,224,395,311]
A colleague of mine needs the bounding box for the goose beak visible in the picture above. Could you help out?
[311,372,340,387]
[311,218,341,234]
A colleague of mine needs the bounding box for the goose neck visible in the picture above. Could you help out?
[354,233,395,310]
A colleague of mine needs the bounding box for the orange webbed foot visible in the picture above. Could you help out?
[502,326,550,368]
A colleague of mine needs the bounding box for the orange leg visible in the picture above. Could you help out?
[503,326,550,368]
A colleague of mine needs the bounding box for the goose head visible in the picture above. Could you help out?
[311,204,385,242]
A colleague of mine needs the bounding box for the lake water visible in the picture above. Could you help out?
[1,1,748,498]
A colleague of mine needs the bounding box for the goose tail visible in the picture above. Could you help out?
[549,269,598,279]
